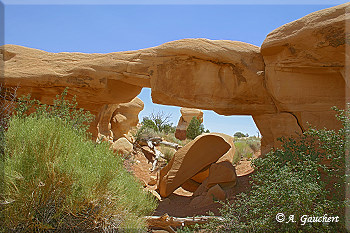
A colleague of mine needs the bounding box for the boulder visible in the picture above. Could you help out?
[111,137,133,156]
[207,184,226,201]
[189,195,212,208]
[191,162,237,197]
[207,162,237,189]
[110,97,144,140]
[181,179,201,192]
[189,184,226,208]
[175,108,203,140]
[148,176,157,186]
[193,178,209,197]
[157,133,235,197]
[191,167,210,184]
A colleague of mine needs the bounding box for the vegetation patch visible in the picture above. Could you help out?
[0,90,157,232]
[233,136,261,164]
[186,117,209,140]
[206,106,349,232]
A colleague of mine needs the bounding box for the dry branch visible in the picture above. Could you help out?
[159,141,182,150]
[140,137,182,171]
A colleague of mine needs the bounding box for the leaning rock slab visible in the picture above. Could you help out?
[157,133,235,197]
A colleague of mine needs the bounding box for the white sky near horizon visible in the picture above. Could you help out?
[2,2,343,136]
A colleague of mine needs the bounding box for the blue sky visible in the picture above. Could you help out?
[2,1,345,136]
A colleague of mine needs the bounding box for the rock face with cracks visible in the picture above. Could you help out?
[175,108,203,140]
[1,3,348,152]
[254,3,349,153]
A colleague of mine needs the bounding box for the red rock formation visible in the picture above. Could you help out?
[175,108,203,140]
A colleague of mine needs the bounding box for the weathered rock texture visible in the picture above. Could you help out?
[175,108,203,140]
[93,97,143,142]
[157,133,236,198]
[1,3,348,153]
[110,97,144,140]
[111,137,134,156]
[257,2,349,153]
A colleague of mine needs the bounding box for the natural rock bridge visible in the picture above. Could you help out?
[1,3,348,153]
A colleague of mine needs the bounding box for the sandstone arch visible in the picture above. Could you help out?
[1,3,348,153]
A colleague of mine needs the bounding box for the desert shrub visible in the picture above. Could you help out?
[0,86,17,155]
[0,91,157,232]
[158,145,176,162]
[135,111,176,143]
[186,117,209,140]
[247,138,260,153]
[133,126,160,142]
[0,86,17,227]
[233,137,260,164]
[14,88,94,134]
[206,106,349,232]
[233,141,253,164]
[162,133,191,147]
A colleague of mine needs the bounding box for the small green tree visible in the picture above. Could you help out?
[186,117,208,140]
[234,131,246,138]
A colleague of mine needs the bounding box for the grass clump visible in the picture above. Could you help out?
[158,145,176,163]
[233,137,261,164]
[0,90,157,232]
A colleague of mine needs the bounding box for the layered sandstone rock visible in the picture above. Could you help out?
[157,133,236,197]
[257,2,349,152]
[1,3,348,154]
[1,38,271,116]
[175,108,203,140]
[149,39,272,115]
[1,39,269,144]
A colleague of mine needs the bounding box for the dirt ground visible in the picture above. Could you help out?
[125,149,257,218]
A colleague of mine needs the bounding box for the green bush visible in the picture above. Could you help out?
[15,88,94,134]
[186,117,209,140]
[0,91,157,232]
[206,106,349,232]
